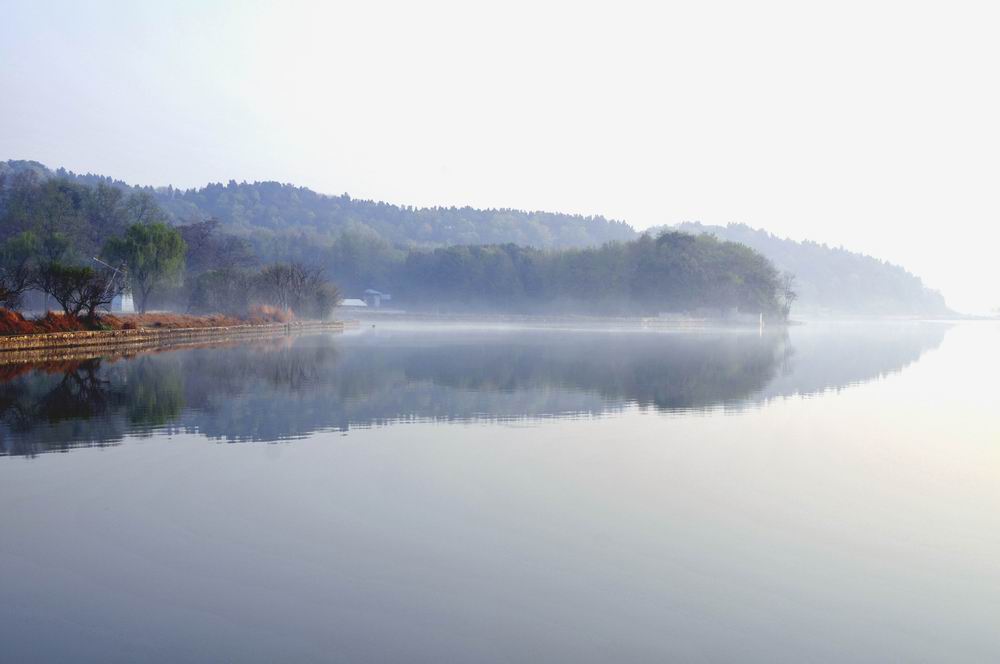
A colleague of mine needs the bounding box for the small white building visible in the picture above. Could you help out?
[340,298,368,308]
[110,291,135,313]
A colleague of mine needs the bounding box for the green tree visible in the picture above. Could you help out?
[189,268,254,315]
[0,231,40,309]
[104,223,186,313]
[34,262,120,319]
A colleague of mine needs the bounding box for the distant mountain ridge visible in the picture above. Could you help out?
[659,222,950,316]
[0,160,634,250]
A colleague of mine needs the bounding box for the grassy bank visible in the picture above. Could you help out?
[0,306,294,336]
[0,307,346,355]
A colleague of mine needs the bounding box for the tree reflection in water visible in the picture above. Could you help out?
[0,323,948,457]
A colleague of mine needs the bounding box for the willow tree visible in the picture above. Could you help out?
[104,222,186,313]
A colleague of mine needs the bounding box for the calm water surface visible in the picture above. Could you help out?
[1,321,997,662]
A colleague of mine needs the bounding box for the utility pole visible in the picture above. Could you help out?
[92,257,128,310]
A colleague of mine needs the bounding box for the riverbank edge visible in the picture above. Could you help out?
[0,319,354,355]
[350,310,787,328]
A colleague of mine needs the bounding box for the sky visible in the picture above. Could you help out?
[2,0,998,313]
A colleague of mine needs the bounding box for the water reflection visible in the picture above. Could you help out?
[0,323,948,456]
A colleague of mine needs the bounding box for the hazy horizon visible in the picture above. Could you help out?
[3,1,998,312]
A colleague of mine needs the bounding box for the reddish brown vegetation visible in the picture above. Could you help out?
[0,309,36,335]
[34,312,91,333]
[111,307,292,330]
[109,313,241,330]
[0,309,99,335]
[0,307,296,337]
[248,304,295,323]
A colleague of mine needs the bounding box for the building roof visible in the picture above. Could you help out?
[340,298,368,307]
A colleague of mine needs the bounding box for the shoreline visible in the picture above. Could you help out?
[349,310,770,327]
[0,319,352,357]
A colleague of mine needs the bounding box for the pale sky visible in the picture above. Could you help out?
[2,1,998,312]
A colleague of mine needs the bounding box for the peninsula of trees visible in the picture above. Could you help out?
[665,222,951,316]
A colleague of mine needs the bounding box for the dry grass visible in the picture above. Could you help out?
[106,313,245,330]
[34,312,93,333]
[247,304,295,323]
[0,309,94,335]
[0,307,296,337]
[110,307,294,330]
[0,309,38,335]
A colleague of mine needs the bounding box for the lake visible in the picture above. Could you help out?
[1,321,997,662]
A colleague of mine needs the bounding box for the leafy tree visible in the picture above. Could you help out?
[104,223,186,313]
[84,183,129,247]
[125,190,169,226]
[41,232,71,263]
[178,218,257,276]
[33,262,121,319]
[188,268,254,315]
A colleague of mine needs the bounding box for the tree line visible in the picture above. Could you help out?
[389,233,790,316]
[0,171,340,320]
[189,224,792,317]
[1,168,792,319]
[1,160,635,251]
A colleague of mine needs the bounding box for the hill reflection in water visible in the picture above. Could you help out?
[0,322,949,457]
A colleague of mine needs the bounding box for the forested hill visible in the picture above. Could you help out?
[660,222,951,316]
[0,160,635,250]
[0,160,951,316]
[0,162,790,318]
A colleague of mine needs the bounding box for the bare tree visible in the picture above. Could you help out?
[254,263,315,311]
[253,263,341,318]
[778,271,798,318]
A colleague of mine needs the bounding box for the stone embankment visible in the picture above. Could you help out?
[0,320,350,358]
